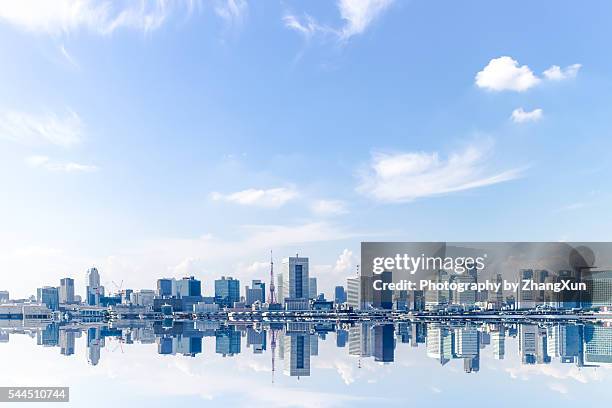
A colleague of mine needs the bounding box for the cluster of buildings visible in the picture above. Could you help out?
[2,253,612,319]
[344,267,612,313]
[1,320,610,375]
[1,255,359,318]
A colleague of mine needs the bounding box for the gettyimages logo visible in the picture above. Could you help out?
[372,253,486,275]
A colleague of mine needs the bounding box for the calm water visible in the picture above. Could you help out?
[1,320,611,407]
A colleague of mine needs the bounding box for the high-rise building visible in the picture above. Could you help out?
[451,274,476,308]
[59,278,75,304]
[215,326,241,356]
[347,276,361,310]
[86,267,104,306]
[583,270,612,309]
[518,269,535,310]
[284,332,311,377]
[334,286,347,304]
[131,290,155,308]
[215,276,240,308]
[281,256,309,310]
[308,277,317,299]
[425,270,450,311]
[157,278,173,298]
[37,286,59,311]
[491,326,505,360]
[175,276,202,298]
[0,291,9,304]
[374,324,395,362]
[244,280,265,306]
[59,330,76,356]
[276,273,284,305]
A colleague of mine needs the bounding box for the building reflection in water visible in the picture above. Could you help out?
[2,319,611,377]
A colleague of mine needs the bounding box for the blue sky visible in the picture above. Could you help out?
[1,0,611,298]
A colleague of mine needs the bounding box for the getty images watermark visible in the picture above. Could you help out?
[360,242,610,308]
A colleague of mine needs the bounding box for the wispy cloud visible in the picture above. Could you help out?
[0,109,82,147]
[25,155,98,172]
[357,143,524,202]
[211,186,299,208]
[214,0,247,27]
[59,44,80,69]
[310,199,348,216]
[284,0,394,42]
[543,64,581,81]
[0,0,199,36]
[511,107,543,123]
[476,56,581,92]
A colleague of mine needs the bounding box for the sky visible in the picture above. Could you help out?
[1,0,612,299]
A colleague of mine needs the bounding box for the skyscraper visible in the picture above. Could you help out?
[175,276,202,297]
[347,276,361,310]
[308,277,317,299]
[0,291,9,304]
[157,278,173,298]
[215,276,240,308]
[59,278,75,304]
[86,267,104,306]
[334,286,347,304]
[37,286,59,311]
[276,273,284,305]
[281,256,309,310]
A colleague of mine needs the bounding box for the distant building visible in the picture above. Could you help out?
[425,270,450,311]
[215,276,240,308]
[281,256,309,310]
[0,291,8,304]
[276,273,284,305]
[284,332,311,377]
[245,280,265,306]
[334,286,346,304]
[308,277,317,299]
[347,276,361,310]
[59,278,75,304]
[215,326,241,356]
[583,270,612,309]
[86,267,104,306]
[157,278,173,298]
[175,276,202,298]
[131,290,155,308]
[37,286,59,311]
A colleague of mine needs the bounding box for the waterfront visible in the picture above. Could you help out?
[1,319,611,407]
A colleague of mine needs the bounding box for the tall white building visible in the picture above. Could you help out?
[86,267,104,306]
[347,276,361,310]
[60,278,75,304]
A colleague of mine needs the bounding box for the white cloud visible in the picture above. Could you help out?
[284,0,394,41]
[543,63,581,81]
[214,0,247,26]
[337,0,393,39]
[0,109,82,147]
[475,56,540,92]
[357,144,524,202]
[0,0,199,35]
[511,107,543,123]
[211,187,298,208]
[333,248,354,273]
[25,155,98,172]
[476,57,582,92]
[311,199,348,216]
